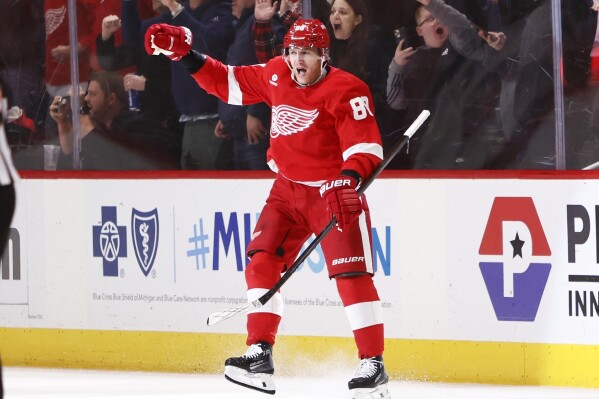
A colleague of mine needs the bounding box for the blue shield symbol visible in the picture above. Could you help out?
[131,208,159,277]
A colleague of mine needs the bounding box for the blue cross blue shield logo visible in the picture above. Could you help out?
[93,206,127,277]
[131,208,159,277]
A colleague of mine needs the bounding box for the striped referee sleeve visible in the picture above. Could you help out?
[0,125,19,186]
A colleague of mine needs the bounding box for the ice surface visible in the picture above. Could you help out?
[3,367,599,399]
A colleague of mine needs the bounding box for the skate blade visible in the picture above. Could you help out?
[351,383,391,399]
[224,365,276,395]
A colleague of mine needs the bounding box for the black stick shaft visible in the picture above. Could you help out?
[258,110,430,305]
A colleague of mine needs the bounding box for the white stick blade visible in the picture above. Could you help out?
[206,300,262,326]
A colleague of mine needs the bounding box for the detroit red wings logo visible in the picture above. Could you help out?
[45,6,67,37]
[271,105,319,137]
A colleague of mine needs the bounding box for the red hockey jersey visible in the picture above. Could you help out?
[192,56,383,184]
[44,0,96,86]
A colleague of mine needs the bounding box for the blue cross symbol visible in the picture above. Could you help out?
[93,206,127,276]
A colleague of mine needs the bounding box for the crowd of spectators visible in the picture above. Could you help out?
[0,0,597,170]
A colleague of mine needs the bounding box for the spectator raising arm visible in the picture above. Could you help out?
[254,0,302,63]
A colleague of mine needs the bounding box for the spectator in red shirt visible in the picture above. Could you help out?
[44,0,96,139]
[44,0,96,96]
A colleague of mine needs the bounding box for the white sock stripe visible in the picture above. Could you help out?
[344,300,383,331]
[227,66,243,105]
[247,288,284,316]
[247,288,267,302]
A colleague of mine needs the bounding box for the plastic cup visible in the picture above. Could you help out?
[43,145,60,171]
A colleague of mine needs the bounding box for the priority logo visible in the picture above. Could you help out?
[478,197,552,321]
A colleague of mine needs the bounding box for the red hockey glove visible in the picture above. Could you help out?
[319,176,362,231]
[144,23,192,61]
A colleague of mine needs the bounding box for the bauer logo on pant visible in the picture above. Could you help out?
[478,197,552,321]
[332,256,365,266]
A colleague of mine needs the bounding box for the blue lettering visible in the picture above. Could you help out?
[213,212,243,271]
[306,237,325,273]
[372,226,391,276]
[187,218,210,270]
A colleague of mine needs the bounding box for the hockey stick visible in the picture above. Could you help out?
[207,110,430,326]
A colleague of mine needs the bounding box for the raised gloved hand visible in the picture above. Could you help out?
[319,175,362,231]
[144,23,192,61]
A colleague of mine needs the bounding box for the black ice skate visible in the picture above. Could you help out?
[224,342,275,395]
[348,356,391,399]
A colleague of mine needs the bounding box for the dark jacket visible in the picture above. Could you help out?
[96,35,179,128]
[143,0,235,116]
[58,110,178,170]
[217,8,285,139]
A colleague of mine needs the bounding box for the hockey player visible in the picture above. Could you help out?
[145,19,390,399]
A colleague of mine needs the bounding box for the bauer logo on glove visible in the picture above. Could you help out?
[319,178,353,196]
[144,23,192,61]
[320,175,362,231]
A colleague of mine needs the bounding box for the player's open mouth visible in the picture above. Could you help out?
[436,26,445,36]
[296,68,307,77]
[333,23,341,31]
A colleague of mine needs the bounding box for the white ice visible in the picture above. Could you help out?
[4,367,599,399]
